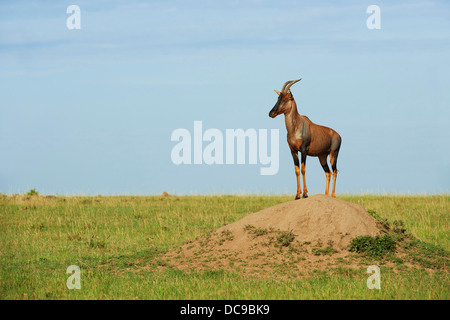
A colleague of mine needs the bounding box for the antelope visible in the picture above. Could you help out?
[269,79,342,199]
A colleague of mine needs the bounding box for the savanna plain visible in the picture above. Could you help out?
[0,192,448,299]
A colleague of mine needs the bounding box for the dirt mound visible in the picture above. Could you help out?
[163,195,383,278]
[215,194,379,248]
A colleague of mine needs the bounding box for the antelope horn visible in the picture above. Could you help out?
[284,78,302,92]
[281,80,294,93]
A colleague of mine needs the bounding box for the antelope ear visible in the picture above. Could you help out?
[274,90,281,96]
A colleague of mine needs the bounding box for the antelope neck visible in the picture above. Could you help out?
[284,99,300,129]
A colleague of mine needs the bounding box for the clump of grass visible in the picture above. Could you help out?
[276,230,295,247]
[88,235,107,249]
[244,225,271,239]
[406,241,449,269]
[217,230,234,245]
[368,208,391,230]
[367,209,378,218]
[30,223,46,231]
[244,225,295,248]
[353,209,407,257]
[243,224,255,231]
[81,198,93,205]
[221,230,233,239]
[26,188,39,196]
[350,209,449,270]
[254,228,269,237]
[369,209,408,241]
[391,220,407,240]
[314,239,323,247]
[348,234,396,257]
[312,246,339,256]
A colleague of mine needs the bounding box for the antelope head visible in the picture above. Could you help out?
[269,79,301,118]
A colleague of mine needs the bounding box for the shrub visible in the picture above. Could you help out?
[348,234,396,257]
[26,188,39,196]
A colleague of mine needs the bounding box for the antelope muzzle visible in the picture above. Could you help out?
[269,95,282,118]
[269,108,278,118]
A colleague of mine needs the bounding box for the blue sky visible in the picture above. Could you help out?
[1,0,449,195]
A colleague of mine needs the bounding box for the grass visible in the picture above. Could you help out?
[341,194,449,249]
[312,247,339,256]
[348,235,396,257]
[243,225,296,247]
[0,193,448,299]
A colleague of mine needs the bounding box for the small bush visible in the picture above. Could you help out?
[26,188,39,196]
[348,234,396,257]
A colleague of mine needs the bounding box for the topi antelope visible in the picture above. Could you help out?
[269,78,342,199]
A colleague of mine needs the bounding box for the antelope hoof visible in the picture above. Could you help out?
[295,196,301,200]
[302,194,308,199]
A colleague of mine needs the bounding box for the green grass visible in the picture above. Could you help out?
[0,193,448,299]
[348,235,396,257]
[341,194,449,249]
[312,246,339,256]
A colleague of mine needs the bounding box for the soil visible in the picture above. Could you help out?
[161,195,388,278]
